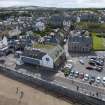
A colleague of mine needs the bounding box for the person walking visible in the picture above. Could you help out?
[77,86,79,91]
[20,91,24,99]
[16,87,19,94]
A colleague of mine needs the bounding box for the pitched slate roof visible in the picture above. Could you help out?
[33,43,64,62]
[23,47,46,60]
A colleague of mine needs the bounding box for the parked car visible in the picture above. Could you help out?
[86,66,94,70]
[84,74,89,81]
[90,76,95,83]
[79,72,84,79]
[64,64,73,70]
[67,60,73,64]
[79,59,84,65]
[74,71,79,78]
[96,77,101,84]
[69,70,75,78]
[94,60,104,66]
[90,57,97,60]
[102,77,105,86]
[89,61,96,66]
[95,67,103,72]
[96,61,104,66]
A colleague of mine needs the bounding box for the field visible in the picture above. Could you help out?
[92,33,105,51]
[0,74,73,105]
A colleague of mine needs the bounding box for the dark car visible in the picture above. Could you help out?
[95,67,103,72]
[86,66,94,70]
[90,57,97,60]
[95,61,104,66]
[90,76,95,83]
[89,61,96,66]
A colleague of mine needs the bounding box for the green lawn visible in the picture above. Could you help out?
[92,33,105,51]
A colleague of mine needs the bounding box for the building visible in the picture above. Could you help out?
[49,15,64,28]
[43,32,64,45]
[0,36,9,56]
[63,17,71,31]
[68,30,92,53]
[8,27,21,37]
[20,43,65,70]
[34,21,45,31]
[79,13,99,22]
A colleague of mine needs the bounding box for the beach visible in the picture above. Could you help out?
[0,74,76,105]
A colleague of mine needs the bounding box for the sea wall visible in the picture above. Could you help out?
[0,65,105,105]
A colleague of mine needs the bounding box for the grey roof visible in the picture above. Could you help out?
[48,44,64,62]
[69,32,92,47]
[33,43,64,62]
[50,15,64,21]
[23,48,46,60]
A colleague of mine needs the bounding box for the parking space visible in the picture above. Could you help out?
[63,51,105,87]
[71,56,105,77]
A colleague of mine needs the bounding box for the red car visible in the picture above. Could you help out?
[79,73,84,79]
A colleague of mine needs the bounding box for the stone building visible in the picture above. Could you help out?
[68,30,92,53]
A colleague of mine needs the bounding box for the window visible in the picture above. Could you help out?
[46,58,50,61]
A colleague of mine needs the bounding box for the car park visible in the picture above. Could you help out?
[84,74,89,81]
[96,77,101,84]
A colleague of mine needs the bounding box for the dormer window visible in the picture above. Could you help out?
[46,58,50,61]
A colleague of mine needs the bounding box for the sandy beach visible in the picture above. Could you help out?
[0,74,74,105]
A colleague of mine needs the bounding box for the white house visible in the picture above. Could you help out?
[35,21,45,31]
[19,44,64,70]
[41,54,54,68]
